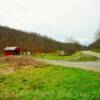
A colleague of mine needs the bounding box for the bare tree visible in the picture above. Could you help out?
[64,36,82,55]
[65,36,79,44]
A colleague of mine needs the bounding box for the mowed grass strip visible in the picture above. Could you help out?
[34,52,97,62]
[0,65,100,100]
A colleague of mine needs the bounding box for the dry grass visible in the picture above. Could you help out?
[0,55,48,70]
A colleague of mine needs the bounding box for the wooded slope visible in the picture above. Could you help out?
[0,26,82,54]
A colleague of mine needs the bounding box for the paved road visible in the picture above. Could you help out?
[35,51,100,72]
[82,51,100,59]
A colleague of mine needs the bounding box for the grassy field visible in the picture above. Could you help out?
[0,65,100,100]
[34,52,97,62]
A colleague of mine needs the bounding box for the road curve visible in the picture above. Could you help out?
[34,51,100,72]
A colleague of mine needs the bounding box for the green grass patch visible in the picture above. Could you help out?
[0,64,8,68]
[0,51,3,57]
[34,52,97,62]
[34,54,66,60]
[93,48,100,53]
[0,65,100,100]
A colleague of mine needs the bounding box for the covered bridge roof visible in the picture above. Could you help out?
[4,47,18,51]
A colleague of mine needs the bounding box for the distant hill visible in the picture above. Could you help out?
[0,26,82,55]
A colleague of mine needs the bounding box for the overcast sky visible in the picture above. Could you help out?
[0,0,100,45]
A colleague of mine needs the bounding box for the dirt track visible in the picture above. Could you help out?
[35,51,100,72]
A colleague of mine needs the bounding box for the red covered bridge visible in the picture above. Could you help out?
[4,47,21,56]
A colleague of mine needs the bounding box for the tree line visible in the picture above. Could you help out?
[0,26,82,55]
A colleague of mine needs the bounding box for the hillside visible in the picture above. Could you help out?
[89,39,100,49]
[0,26,82,54]
[89,31,100,51]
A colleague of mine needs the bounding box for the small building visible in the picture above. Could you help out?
[4,47,21,56]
